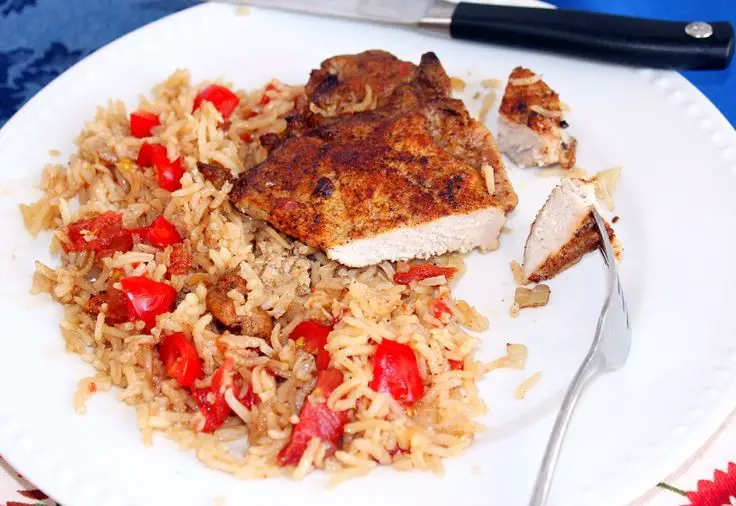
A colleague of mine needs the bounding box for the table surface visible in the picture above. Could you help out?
[0,1,734,505]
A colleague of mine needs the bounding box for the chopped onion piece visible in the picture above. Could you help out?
[514,284,551,309]
[591,166,622,211]
[510,260,525,285]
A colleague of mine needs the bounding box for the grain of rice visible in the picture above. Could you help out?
[515,371,542,399]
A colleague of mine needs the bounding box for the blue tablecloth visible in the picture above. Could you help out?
[0,0,734,126]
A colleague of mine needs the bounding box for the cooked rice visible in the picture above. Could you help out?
[515,371,542,400]
[22,69,521,482]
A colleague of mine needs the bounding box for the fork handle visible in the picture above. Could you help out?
[528,353,601,506]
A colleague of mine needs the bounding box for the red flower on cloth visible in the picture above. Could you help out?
[17,489,48,500]
[685,462,736,506]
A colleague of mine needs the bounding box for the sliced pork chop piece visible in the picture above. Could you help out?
[206,270,274,337]
[498,67,577,170]
[232,114,508,267]
[522,178,621,283]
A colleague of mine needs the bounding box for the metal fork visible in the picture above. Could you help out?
[528,206,632,506]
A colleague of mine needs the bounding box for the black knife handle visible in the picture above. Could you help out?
[449,3,734,70]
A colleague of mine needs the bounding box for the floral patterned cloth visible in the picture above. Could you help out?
[0,0,734,504]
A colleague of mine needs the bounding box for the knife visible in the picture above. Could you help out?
[215,0,734,70]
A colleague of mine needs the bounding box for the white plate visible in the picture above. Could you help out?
[0,3,735,506]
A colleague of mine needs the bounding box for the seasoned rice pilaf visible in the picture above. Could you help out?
[21,70,519,482]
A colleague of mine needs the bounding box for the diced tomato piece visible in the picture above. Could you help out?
[369,339,424,405]
[136,141,159,167]
[159,333,203,387]
[234,374,260,410]
[192,359,260,432]
[130,111,160,138]
[260,94,271,106]
[393,264,457,285]
[192,359,244,432]
[168,243,192,275]
[289,321,333,371]
[192,364,232,432]
[277,368,347,466]
[87,287,134,324]
[448,359,464,371]
[193,84,240,120]
[240,132,253,142]
[314,368,344,395]
[240,386,260,410]
[63,211,134,257]
[135,143,185,191]
[315,349,331,371]
[131,216,182,248]
[119,276,177,330]
[149,146,185,192]
[265,83,278,92]
[289,321,331,352]
[429,297,452,319]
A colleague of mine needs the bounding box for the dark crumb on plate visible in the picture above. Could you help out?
[612,216,620,223]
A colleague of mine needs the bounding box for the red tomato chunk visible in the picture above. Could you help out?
[63,211,133,257]
[369,339,424,405]
[193,84,240,119]
[129,111,160,138]
[429,297,452,319]
[448,359,464,371]
[393,264,457,285]
[192,359,260,432]
[159,333,203,388]
[192,361,232,433]
[277,368,347,466]
[288,320,333,370]
[131,215,182,248]
[119,276,177,330]
[136,142,185,191]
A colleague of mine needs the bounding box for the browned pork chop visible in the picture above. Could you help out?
[232,51,518,267]
[498,67,577,170]
[522,178,621,283]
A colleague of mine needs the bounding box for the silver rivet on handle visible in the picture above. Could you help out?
[685,21,714,39]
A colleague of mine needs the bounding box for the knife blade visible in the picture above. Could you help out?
[214,0,734,70]
[218,0,433,24]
